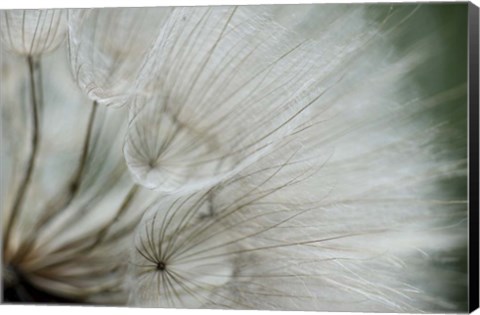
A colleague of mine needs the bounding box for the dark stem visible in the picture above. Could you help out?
[3,55,41,254]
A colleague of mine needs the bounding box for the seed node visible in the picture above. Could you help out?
[156,261,166,271]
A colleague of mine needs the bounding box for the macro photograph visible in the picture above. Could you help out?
[0,2,477,313]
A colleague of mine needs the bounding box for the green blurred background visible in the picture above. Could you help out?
[390,4,469,311]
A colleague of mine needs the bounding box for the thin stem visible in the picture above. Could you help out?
[4,56,41,254]
[11,101,98,263]
[21,185,141,272]
[68,101,98,194]
[86,184,139,251]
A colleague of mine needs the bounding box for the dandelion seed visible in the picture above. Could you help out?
[123,6,377,194]
[67,8,171,107]
[0,9,67,56]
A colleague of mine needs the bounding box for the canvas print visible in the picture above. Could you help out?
[0,3,477,313]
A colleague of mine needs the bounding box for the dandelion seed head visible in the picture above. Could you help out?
[1,4,468,311]
[125,132,465,311]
